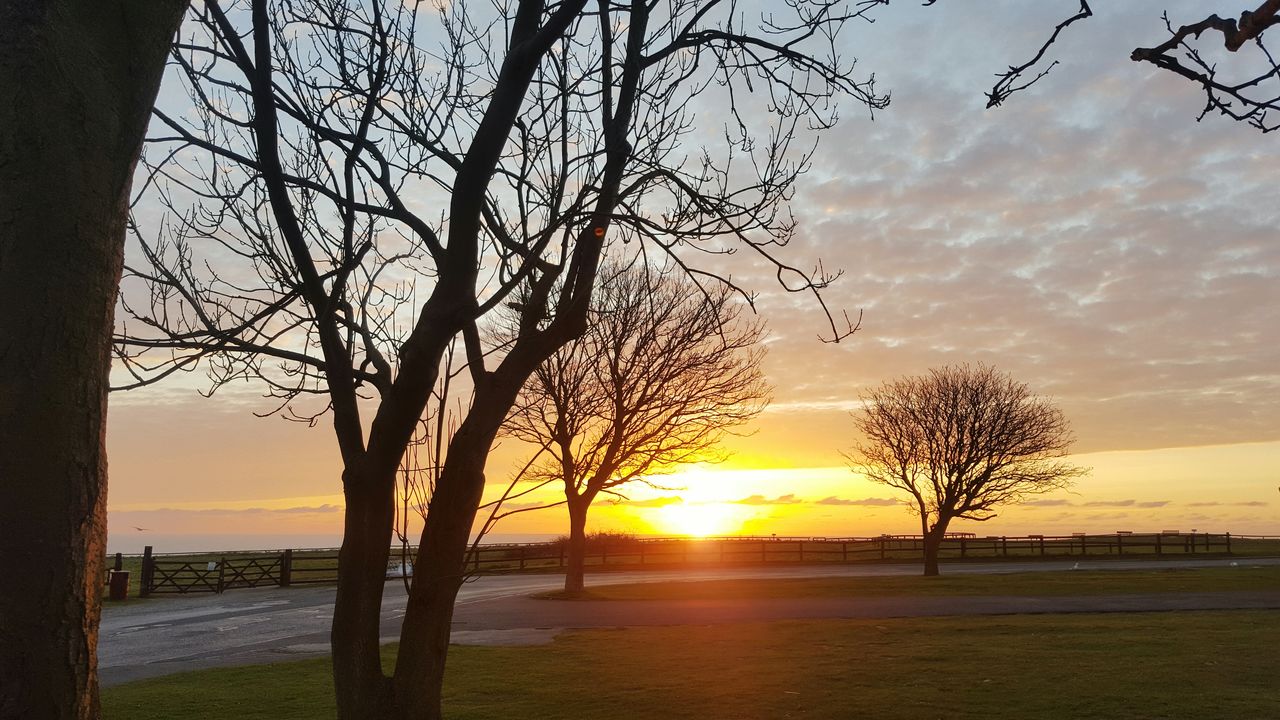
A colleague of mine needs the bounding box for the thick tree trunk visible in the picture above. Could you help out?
[922,534,942,577]
[391,428,492,720]
[332,471,398,718]
[922,522,949,577]
[0,3,184,718]
[388,369,537,720]
[564,497,591,596]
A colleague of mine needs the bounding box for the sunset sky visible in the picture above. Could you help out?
[105,2,1278,552]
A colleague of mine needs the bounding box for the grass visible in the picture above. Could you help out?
[102,609,1279,719]
[1234,537,1280,556]
[554,565,1280,601]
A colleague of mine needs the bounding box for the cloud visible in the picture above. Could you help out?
[816,496,901,507]
[123,504,343,516]
[276,504,343,514]
[1187,500,1268,508]
[1082,500,1170,509]
[1020,499,1072,507]
[493,500,556,511]
[615,496,684,508]
[733,494,802,505]
[735,2,1280,458]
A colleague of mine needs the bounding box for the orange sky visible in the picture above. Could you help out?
[105,2,1279,549]
[105,390,1280,543]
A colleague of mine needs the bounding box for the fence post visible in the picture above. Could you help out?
[1226,532,1232,554]
[216,556,227,594]
[879,536,886,560]
[1156,533,1162,555]
[140,546,154,598]
[280,549,293,587]
[113,552,123,572]
[960,538,967,559]
[1117,533,1123,556]
[1001,536,1008,557]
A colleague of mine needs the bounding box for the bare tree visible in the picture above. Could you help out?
[0,2,186,717]
[1131,1,1280,131]
[117,0,871,717]
[848,365,1087,577]
[966,0,1280,133]
[503,262,769,595]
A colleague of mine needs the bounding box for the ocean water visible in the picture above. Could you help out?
[105,532,560,555]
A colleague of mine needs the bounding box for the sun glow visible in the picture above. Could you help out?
[653,502,745,537]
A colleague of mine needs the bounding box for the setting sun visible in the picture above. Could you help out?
[653,503,745,537]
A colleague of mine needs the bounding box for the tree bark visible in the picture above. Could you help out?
[0,3,184,718]
[391,425,493,720]
[922,524,948,577]
[564,496,591,596]
[332,470,397,717]
[386,366,536,720]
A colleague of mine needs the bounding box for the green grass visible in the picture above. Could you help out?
[1233,537,1280,556]
[103,610,1280,719]
[558,565,1280,601]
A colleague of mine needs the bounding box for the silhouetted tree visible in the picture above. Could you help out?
[0,3,186,717]
[1132,2,1280,131]
[117,0,866,716]
[981,1,1280,132]
[503,262,768,595]
[848,365,1086,577]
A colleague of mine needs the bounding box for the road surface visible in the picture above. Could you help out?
[99,556,1280,686]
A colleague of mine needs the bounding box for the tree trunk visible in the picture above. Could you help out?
[332,471,397,718]
[564,497,591,596]
[0,3,184,718]
[922,534,941,577]
[922,522,949,577]
[387,367,537,720]
[391,427,492,720]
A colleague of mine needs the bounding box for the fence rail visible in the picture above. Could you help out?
[109,530,1272,598]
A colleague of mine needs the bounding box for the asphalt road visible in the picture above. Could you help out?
[99,556,1280,686]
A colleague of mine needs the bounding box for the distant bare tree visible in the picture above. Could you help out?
[503,262,769,595]
[117,0,870,716]
[848,365,1087,576]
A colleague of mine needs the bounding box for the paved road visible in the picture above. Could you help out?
[99,556,1280,686]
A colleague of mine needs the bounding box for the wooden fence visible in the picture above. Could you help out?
[116,530,1262,597]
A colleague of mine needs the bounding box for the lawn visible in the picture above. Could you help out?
[564,565,1280,601]
[103,609,1279,719]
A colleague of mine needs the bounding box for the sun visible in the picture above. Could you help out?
[653,503,743,537]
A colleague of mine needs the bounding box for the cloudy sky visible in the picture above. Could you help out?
[106,1,1278,551]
